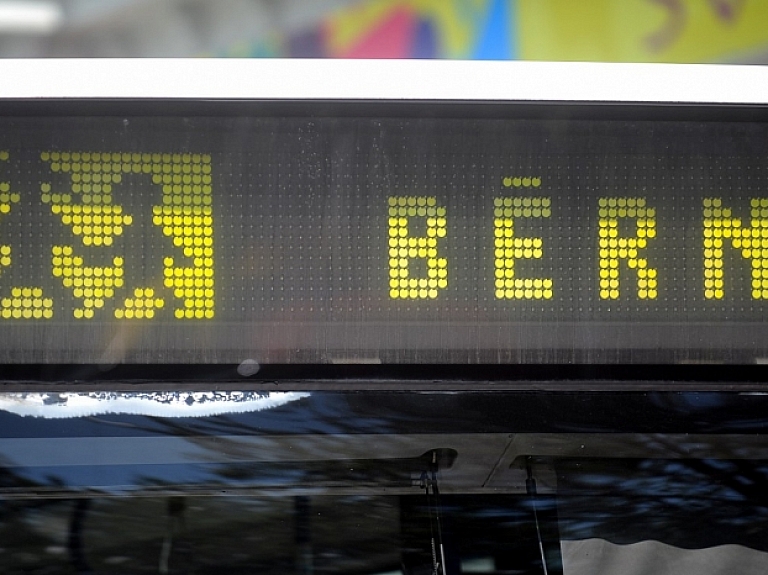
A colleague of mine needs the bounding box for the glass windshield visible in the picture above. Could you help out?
[0,389,766,574]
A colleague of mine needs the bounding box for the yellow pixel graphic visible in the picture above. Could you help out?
[0,287,53,319]
[41,152,214,319]
[151,153,214,319]
[502,176,542,189]
[51,246,123,319]
[0,152,17,271]
[598,197,657,300]
[388,196,447,299]
[493,196,553,300]
[0,151,52,319]
[115,287,165,319]
[704,198,768,300]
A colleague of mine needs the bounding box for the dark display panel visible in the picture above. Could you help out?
[0,109,766,363]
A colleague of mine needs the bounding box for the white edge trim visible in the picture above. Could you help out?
[0,59,764,104]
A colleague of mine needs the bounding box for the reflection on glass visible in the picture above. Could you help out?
[0,391,767,574]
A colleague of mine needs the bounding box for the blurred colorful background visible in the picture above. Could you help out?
[237,0,768,63]
[0,0,766,62]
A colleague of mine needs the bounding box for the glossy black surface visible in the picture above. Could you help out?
[0,390,767,573]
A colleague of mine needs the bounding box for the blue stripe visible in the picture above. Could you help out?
[473,0,516,60]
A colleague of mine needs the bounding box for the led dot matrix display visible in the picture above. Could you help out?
[598,197,657,300]
[703,198,768,300]
[493,188,553,300]
[0,114,763,364]
[39,151,214,320]
[387,196,447,299]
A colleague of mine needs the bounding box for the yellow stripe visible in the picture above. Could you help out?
[518,0,768,63]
